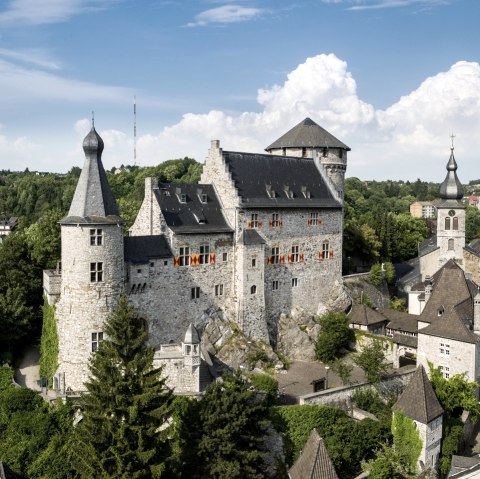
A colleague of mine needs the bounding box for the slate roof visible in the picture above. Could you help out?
[239,229,266,245]
[418,260,475,325]
[154,184,233,234]
[419,235,439,258]
[381,309,419,334]
[62,127,121,224]
[265,117,350,151]
[124,235,172,264]
[393,365,443,424]
[449,455,480,478]
[392,333,418,348]
[223,151,341,208]
[288,429,339,479]
[184,323,200,344]
[465,238,480,258]
[419,309,480,344]
[349,303,387,326]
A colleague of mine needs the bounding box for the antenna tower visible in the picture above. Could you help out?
[133,96,137,165]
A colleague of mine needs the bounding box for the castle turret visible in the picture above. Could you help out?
[265,118,349,201]
[54,125,125,393]
[183,323,200,368]
[436,146,465,270]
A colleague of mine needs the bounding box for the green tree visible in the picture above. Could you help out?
[363,445,416,479]
[330,358,353,385]
[250,373,279,407]
[71,296,173,479]
[369,263,384,286]
[197,371,268,479]
[315,312,354,363]
[354,340,388,384]
[465,205,480,242]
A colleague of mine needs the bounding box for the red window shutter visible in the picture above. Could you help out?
[280,255,285,264]
[210,253,215,264]
[279,220,283,227]
[258,220,263,228]
[319,252,323,260]
[329,250,334,259]
[174,256,180,267]
[288,254,292,263]
[300,253,304,262]
[267,256,273,265]
[319,219,322,224]
[247,221,253,229]
[307,219,312,225]
[269,220,273,227]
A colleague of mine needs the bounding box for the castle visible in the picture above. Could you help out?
[43,118,349,394]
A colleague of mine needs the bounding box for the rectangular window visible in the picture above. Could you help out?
[271,247,280,264]
[90,262,103,282]
[191,286,200,299]
[222,252,228,262]
[272,280,279,291]
[200,194,208,204]
[199,244,210,264]
[310,212,319,225]
[322,241,330,259]
[215,284,224,296]
[179,246,190,266]
[251,257,257,268]
[292,278,298,287]
[250,213,259,228]
[90,228,103,246]
[291,245,299,263]
[271,213,279,227]
[91,332,103,352]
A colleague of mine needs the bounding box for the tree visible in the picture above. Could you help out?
[465,205,480,242]
[354,340,388,384]
[315,312,354,363]
[250,373,279,407]
[363,445,416,479]
[71,296,173,479]
[197,371,268,479]
[331,359,353,385]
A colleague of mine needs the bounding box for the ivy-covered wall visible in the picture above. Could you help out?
[392,411,422,470]
[39,296,58,387]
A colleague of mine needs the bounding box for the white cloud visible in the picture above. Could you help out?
[187,5,263,27]
[321,0,449,10]
[0,0,117,26]
[114,54,480,182]
[0,48,61,70]
[74,118,91,136]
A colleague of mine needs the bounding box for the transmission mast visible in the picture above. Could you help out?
[133,96,137,165]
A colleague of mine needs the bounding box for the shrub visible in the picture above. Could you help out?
[315,312,354,363]
[250,373,279,406]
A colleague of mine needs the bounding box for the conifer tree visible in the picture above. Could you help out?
[196,371,268,479]
[71,296,173,479]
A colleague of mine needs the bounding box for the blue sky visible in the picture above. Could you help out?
[0,0,479,181]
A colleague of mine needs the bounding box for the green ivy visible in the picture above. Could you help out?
[392,411,422,470]
[39,296,59,388]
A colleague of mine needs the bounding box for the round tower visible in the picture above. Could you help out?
[436,146,465,269]
[54,126,125,394]
[264,117,349,200]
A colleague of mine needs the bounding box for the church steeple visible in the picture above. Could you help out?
[439,147,464,202]
[64,126,120,222]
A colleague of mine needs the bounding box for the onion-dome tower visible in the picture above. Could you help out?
[54,124,125,394]
[436,145,465,269]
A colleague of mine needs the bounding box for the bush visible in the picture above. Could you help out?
[250,373,278,406]
[315,312,354,363]
[0,366,14,391]
[369,263,383,285]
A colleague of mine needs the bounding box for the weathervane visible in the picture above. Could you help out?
[92,110,95,128]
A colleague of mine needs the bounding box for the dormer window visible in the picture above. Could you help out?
[266,184,276,198]
[197,188,208,204]
[194,211,207,224]
[284,186,294,199]
[179,194,186,204]
[301,186,311,199]
[302,147,307,158]
[322,147,328,157]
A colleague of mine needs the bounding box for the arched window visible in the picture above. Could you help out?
[250,285,257,295]
[445,217,451,230]
[453,217,458,230]
[448,239,454,251]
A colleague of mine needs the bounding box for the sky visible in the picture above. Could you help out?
[0,0,479,181]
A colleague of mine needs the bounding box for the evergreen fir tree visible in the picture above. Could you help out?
[71,296,173,479]
[196,371,268,479]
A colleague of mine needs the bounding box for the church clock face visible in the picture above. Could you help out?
[448,210,456,217]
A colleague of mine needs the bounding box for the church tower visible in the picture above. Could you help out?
[436,145,465,270]
[54,126,125,394]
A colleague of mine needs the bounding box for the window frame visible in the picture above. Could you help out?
[90,262,103,282]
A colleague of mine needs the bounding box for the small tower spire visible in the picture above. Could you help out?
[439,138,463,201]
[92,110,95,128]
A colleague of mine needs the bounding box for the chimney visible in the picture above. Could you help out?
[474,290,480,334]
[424,283,433,304]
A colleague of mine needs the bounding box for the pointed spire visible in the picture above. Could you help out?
[184,323,200,344]
[439,146,464,200]
[63,125,120,222]
[393,365,443,424]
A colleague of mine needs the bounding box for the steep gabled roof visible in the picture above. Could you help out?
[419,260,473,325]
[63,127,121,224]
[419,309,480,344]
[288,429,339,479]
[223,152,341,208]
[265,118,350,151]
[154,184,233,234]
[393,365,443,424]
[349,304,387,326]
[239,229,266,245]
[381,309,418,334]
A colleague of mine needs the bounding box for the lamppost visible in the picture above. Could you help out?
[325,366,330,390]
